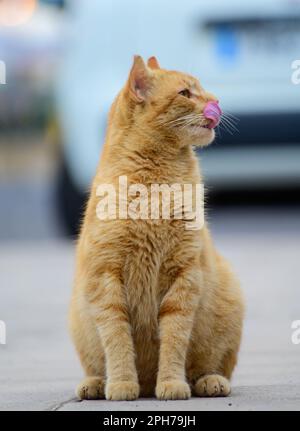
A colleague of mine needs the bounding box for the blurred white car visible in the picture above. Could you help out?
[56,0,300,233]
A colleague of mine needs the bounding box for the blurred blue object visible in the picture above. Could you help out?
[214,25,239,67]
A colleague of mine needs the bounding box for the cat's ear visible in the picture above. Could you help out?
[147,56,160,70]
[128,55,151,102]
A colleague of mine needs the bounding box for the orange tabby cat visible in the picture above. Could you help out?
[69,56,244,401]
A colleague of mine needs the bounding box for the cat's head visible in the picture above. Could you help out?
[120,55,221,148]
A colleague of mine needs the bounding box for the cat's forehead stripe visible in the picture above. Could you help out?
[185,81,202,98]
[183,77,201,92]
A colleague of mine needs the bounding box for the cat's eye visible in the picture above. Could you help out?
[178,89,191,98]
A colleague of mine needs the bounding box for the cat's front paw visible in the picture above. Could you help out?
[105,381,140,401]
[155,380,191,400]
[76,377,105,400]
[194,374,231,397]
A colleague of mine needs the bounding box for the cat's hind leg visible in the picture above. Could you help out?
[192,349,237,397]
[188,276,243,398]
[193,374,231,397]
[76,377,105,400]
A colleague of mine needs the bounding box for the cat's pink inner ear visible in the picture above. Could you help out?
[147,56,160,70]
[129,56,150,102]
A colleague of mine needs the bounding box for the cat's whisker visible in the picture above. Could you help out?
[179,116,206,131]
[168,113,200,123]
[221,113,239,130]
[218,123,233,136]
[162,118,192,127]
[218,120,235,135]
[222,113,238,125]
[168,115,194,123]
[219,112,238,128]
[167,112,205,126]
[169,116,203,127]
[216,127,222,139]
[220,121,235,134]
[220,116,239,133]
[222,111,239,122]
[179,121,197,131]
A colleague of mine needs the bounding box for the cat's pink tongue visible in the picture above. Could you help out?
[203,101,222,129]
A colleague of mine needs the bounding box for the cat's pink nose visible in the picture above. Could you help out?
[203,101,222,129]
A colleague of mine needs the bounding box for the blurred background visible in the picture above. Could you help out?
[0,0,300,410]
[0,0,299,239]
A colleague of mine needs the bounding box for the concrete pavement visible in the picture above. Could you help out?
[1,211,300,410]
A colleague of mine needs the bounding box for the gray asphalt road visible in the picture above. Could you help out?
[0,211,300,410]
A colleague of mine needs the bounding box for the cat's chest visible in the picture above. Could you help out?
[122,220,183,299]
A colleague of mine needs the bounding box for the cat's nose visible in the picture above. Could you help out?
[203,101,222,129]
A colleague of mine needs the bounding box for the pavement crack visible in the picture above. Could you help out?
[46,396,78,411]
